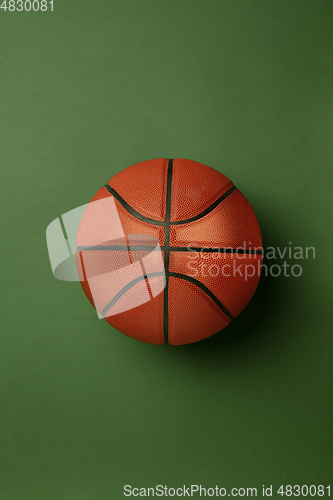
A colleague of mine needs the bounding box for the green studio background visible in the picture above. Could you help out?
[0,0,332,498]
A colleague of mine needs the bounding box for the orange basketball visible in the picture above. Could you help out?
[75,158,262,345]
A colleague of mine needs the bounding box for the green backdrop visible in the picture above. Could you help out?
[1,1,332,498]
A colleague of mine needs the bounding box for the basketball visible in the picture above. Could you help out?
[75,158,262,345]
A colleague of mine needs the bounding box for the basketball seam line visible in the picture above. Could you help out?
[100,271,234,321]
[104,183,237,226]
[100,272,164,318]
[77,245,263,255]
[168,272,234,321]
[163,159,173,344]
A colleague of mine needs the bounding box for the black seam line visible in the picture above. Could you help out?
[101,272,165,317]
[104,183,236,225]
[144,274,154,300]
[100,271,233,321]
[172,185,236,225]
[77,245,262,255]
[168,272,234,321]
[163,159,173,345]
